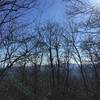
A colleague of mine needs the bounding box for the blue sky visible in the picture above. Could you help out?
[17,0,100,24]
[18,0,66,24]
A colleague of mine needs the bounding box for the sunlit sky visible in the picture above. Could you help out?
[88,0,100,8]
[94,0,100,4]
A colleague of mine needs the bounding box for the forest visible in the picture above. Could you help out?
[0,0,100,100]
